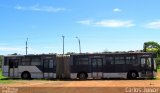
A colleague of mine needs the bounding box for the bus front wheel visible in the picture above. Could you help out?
[21,71,31,80]
[78,73,87,80]
[127,71,138,79]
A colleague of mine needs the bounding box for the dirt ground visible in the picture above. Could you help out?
[0,79,160,87]
[0,73,160,93]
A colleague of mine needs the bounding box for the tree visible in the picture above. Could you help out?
[11,53,18,55]
[143,41,160,68]
[143,41,160,56]
[66,52,76,55]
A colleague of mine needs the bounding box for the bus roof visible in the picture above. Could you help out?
[4,54,56,57]
[70,52,156,56]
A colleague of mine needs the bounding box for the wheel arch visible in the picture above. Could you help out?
[77,71,88,78]
[21,71,31,79]
[127,70,139,78]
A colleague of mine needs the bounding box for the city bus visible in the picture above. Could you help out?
[2,52,157,79]
[2,54,57,79]
[69,52,157,79]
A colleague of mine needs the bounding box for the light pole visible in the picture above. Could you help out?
[26,38,28,55]
[61,35,65,78]
[76,37,81,53]
[62,36,65,55]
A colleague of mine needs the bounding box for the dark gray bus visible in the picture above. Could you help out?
[69,52,157,79]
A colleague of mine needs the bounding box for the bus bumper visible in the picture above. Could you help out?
[153,71,157,77]
[140,71,155,78]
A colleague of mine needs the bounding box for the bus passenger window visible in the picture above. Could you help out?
[21,58,30,66]
[146,58,151,68]
[49,60,54,68]
[126,56,137,64]
[126,57,132,64]
[106,57,114,64]
[44,62,49,68]
[31,58,41,65]
[115,57,125,64]
[141,58,151,68]
[141,58,145,67]
[74,58,89,65]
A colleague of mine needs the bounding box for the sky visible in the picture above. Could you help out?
[0,0,160,55]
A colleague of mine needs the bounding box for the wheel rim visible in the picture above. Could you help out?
[79,73,85,79]
[131,73,136,78]
[23,73,29,79]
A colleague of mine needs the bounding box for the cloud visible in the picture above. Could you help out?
[145,20,160,29]
[14,4,67,12]
[0,46,37,54]
[113,8,122,12]
[77,20,93,25]
[77,19,135,28]
[0,47,23,51]
[0,45,57,55]
[95,20,134,27]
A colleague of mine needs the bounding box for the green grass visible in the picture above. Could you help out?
[0,70,5,79]
[0,69,13,84]
[153,68,160,80]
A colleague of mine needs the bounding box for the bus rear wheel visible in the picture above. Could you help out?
[127,71,138,79]
[78,73,87,80]
[21,71,31,80]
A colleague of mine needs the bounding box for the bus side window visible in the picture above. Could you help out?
[31,58,41,65]
[9,59,13,68]
[106,57,114,65]
[115,57,125,64]
[126,57,132,64]
[74,58,89,65]
[9,59,18,68]
[49,60,54,68]
[79,58,89,65]
[21,58,31,66]
[4,58,8,65]
[44,60,49,68]
[132,56,138,64]
[126,56,137,64]
[146,58,151,68]
[73,58,78,65]
[141,58,151,68]
[141,58,145,67]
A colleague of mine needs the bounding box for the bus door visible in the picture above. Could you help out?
[91,58,103,78]
[140,57,152,77]
[9,59,19,77]
[43,59,55,79]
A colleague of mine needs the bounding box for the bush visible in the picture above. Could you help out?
[156,57,160,69]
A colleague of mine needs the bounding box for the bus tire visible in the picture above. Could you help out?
[78,73,87,80]
[21,71,31,80]
[127,71,138,79]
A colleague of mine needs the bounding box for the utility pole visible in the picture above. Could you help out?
[62,36,65,55]
[26,38,28,55]
[61,35,65,78]
[76,37,81,53]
